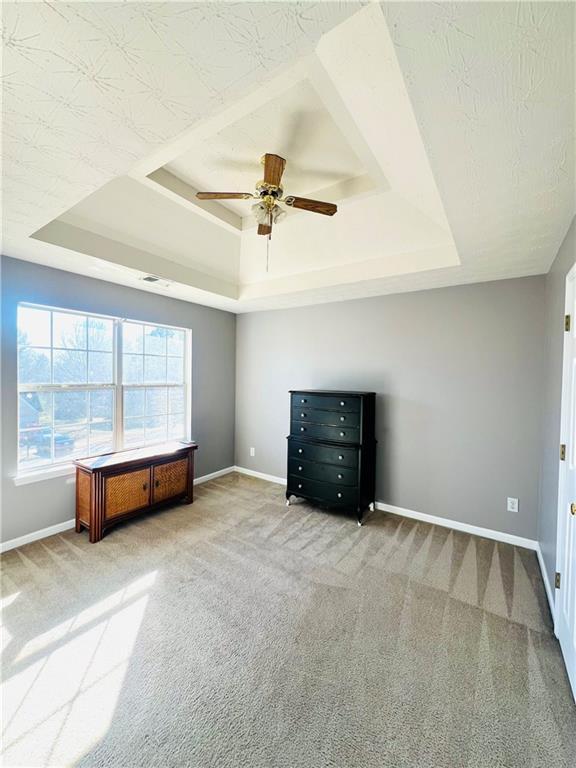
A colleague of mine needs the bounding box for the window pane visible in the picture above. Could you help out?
[54,391,88,425]
[124,417,144,447]
[88,352,113,384]
[146,387,167,416]
[144,326,167,356]
[123,354,143,384]
[167,329,185,356]
[89,422,113,455]
[53,350,87,384]
[90,390,113,422]
[18,307,51,347]
[169,387,185,414]
[144,355,165,384]
[19,427,52,468]
[167,356,184,384]
[124,388,145,419]
[123,323,143,354]
[54,426,88,462]
[88,318,113,351]
[19,347,51,385]
[145,415,167,444]
[168,413,185,440]
[19,392,52,430]
[53,312,87,349]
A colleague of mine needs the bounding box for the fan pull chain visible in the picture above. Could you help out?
[266,210,272,272]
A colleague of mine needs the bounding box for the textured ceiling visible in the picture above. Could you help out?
[2,1,575,313]
[1,1,361,238]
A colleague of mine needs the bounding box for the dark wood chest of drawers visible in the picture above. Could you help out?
[74,441,198,542]
[286,390,376,525]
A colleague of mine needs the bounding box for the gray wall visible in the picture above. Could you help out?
[236,276,546,540]
[0,256,236,542]
[538,217,576,587]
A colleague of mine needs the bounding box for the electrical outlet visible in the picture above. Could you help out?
[250,447,255,457]
[507,497,519,513]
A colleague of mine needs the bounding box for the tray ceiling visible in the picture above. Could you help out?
[3,2,574,313]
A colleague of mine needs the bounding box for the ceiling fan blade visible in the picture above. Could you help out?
[263,154,286,187]
[284,196,337,216]
[196,192,253,200]
[257,224,272,236]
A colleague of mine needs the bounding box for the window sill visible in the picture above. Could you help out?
[14,464,76,486]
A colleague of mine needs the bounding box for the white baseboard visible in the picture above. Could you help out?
[194,466,235,485]
[1,519,75,554]
[375,501,538,551]
[1,470,541,565]
[536,542,556,627]
[233,466,286,485]
[1,466,235,554]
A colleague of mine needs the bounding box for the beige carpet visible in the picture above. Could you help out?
[1,472,575,768]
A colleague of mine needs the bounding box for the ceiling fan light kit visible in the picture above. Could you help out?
[196,153,338,241]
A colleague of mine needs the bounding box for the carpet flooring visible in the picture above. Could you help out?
[1,472,575,767]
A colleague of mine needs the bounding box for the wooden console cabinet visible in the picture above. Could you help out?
[74,441,198,542]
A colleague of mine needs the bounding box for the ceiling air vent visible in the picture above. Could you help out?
[142,275,161,283]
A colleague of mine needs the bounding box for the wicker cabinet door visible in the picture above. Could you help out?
[104,468,151,520]
[152,459,188,504]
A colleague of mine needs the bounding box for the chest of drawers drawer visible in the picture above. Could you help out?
[287,475,359,506]
[291,393,360,412]
[288,438,358,468]
[291,422,360,443]
[291,406,360,428]
[288,457,358,486]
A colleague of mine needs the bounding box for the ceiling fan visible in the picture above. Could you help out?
[196,153,337,238]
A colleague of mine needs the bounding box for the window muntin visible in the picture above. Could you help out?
[17,305,190,472]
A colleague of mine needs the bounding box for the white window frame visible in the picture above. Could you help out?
[16,303,192,481]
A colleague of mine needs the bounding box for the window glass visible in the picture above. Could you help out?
[144,325,167,356]
[17,306,189,469]
[19,347,51,385]
[123,322,143,354]
[53,312,87,349]
[53,350,87,384]
[88,317,113,351]
[18,306,51,347]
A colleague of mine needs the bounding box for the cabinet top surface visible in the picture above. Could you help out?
[74,441,197,471]
[289,390,375,396]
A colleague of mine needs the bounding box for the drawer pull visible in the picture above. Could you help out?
[143,483,148,491]
[300,412,306,418]
[340,431,345,437]
[298,448,303,454]
[298,483,302,489]
[300,398,307,404]
[337,492,342,499]
[340,401,345,406]
[337,473,343,479]
[340,416,345,422]
[298,466,303,471]
[155,480,160,488]
[300,427,306,432]
[338,455,343,460]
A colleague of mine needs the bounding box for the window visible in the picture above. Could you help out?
[17,305,190,472]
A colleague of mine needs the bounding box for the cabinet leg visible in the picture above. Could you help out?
[75,517,82,533]
[89,522,103,543]
[357,507,363,527]
[369,502,375,512]
[285,491,291,507]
